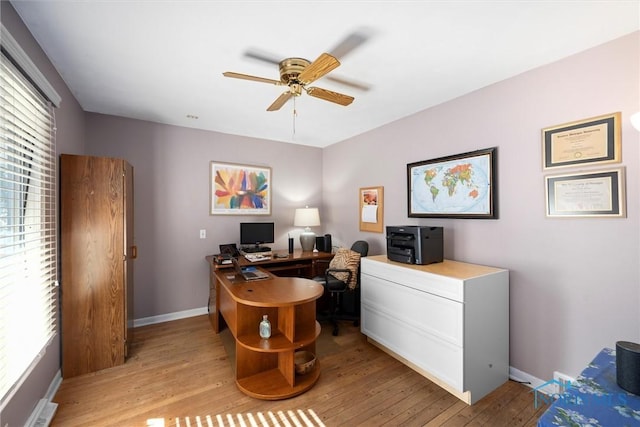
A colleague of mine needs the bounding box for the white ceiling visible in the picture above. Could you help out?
[10,1,640,148]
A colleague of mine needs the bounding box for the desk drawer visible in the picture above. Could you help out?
[264,263,311,277]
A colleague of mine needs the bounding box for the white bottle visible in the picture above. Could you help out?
[259,314,271,339]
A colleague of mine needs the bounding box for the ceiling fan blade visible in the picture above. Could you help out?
[329,28,373,59]
[325,75,371,92]
[222,71,282,85]
[297,53,340,85]
[306,87,354,106]
[243,48,282,65]
[267,91,293,111]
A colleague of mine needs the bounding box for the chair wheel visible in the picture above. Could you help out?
[332,326,339,336]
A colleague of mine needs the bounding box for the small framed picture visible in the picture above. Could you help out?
[359,186,384,233]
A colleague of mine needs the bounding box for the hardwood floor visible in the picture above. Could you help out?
[51,315,548,426]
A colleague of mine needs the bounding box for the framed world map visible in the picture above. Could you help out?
[407,147,497,219]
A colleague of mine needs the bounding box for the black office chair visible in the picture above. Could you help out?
[314,240,368,336]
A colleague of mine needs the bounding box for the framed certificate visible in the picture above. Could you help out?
[545,168,626,218]
[542,112,621,170]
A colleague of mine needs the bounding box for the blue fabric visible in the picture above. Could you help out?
[537,348,640,426]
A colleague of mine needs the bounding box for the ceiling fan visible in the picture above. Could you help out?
[222,29,372,112]
[223,52,354,111]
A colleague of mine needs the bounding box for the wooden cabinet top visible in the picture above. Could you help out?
[363,255,506,280]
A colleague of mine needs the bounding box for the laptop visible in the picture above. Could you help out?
[232,257,270,281]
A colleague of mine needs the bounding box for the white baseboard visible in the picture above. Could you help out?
[133,306,208,327]
[44,371,62,402]
[509,366,553,394]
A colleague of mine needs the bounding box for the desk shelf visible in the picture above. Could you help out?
[237,322,320,352]
[210,269,324,400]
[264,263,311,276]
[236,363,321,400]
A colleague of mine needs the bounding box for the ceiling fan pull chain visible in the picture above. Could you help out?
[292,96,297,137]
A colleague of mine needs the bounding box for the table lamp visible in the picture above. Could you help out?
[294,206,320,252]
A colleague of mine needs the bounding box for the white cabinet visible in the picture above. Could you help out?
[360,255,509,404]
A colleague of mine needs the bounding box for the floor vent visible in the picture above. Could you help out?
[26,399,58,427]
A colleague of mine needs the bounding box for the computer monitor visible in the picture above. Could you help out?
[240,222,274,250]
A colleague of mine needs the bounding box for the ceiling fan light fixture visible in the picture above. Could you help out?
[290,84,303,96]
[278,58,310,84]
[223,51,355,111]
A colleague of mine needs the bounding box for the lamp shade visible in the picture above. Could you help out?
[294,207,320,251]
[294,207,321,227]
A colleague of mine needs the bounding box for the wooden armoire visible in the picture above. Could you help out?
[60,154,135,378]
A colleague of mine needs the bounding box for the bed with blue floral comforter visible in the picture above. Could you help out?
[538,347,640,427]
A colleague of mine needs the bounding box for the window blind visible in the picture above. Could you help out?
[0,51,57,408]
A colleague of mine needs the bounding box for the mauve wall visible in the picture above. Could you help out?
[322,32,640,382]
[84,114,323,320]
[2,0,638,421]
[1,3,85,426]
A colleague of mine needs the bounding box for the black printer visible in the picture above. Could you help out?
[386,225,443,265]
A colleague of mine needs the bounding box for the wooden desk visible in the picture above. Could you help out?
[213,268,324,400]
[206,250,332,331]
